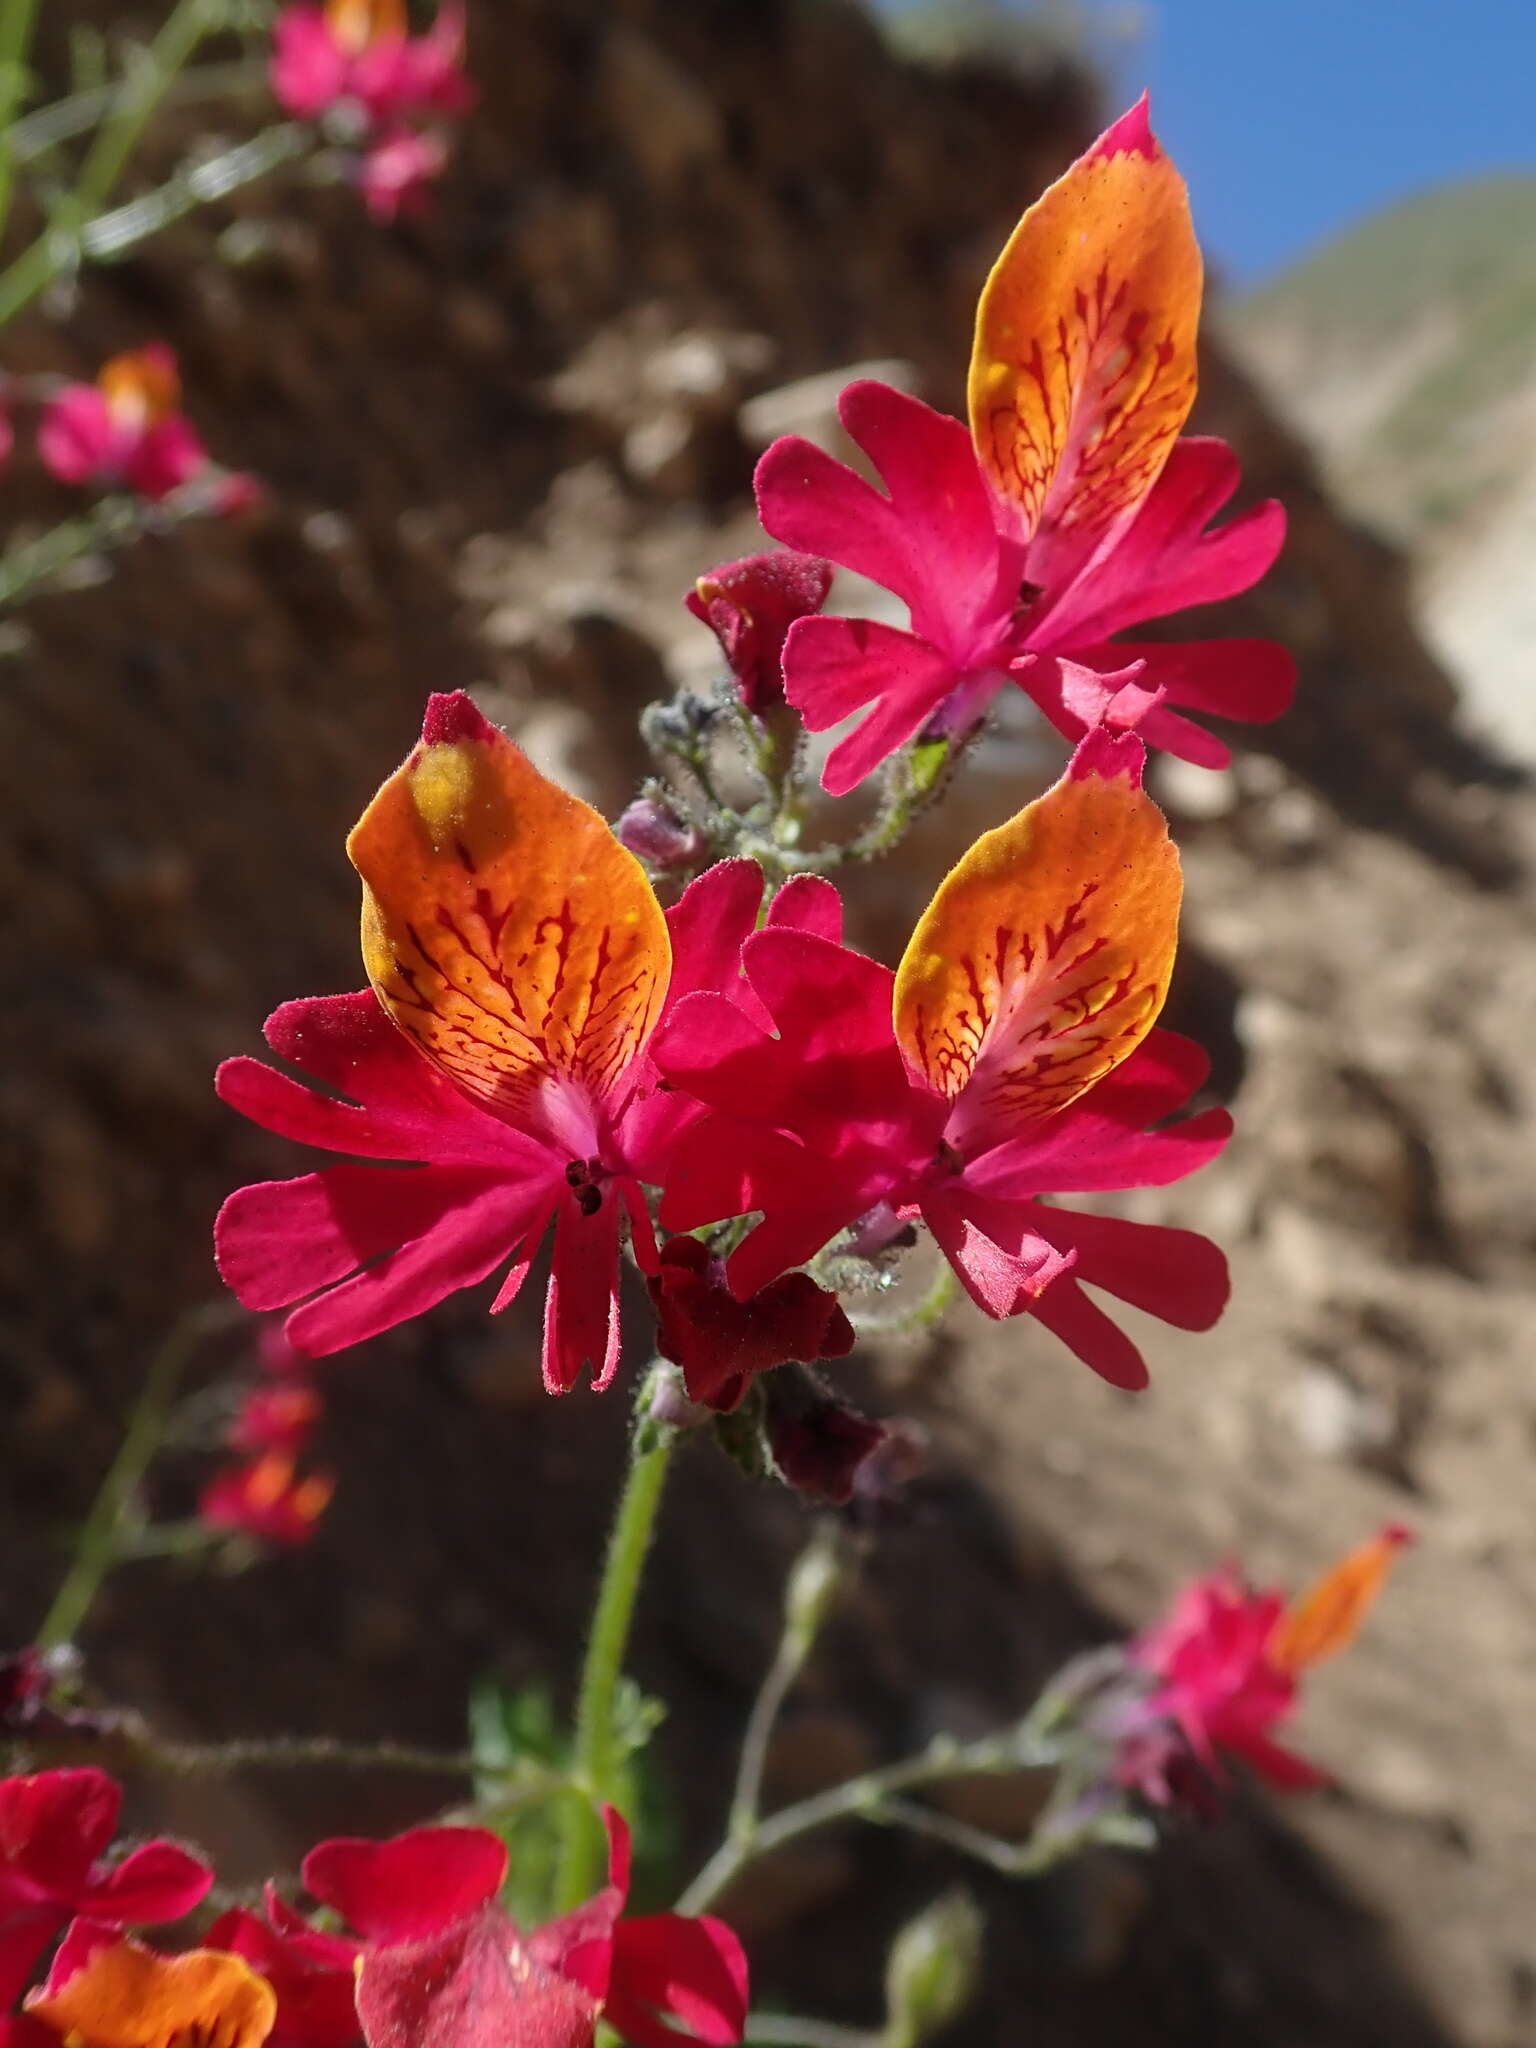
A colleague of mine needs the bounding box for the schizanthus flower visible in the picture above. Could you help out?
[217,695,778,1390]
[271,0,472,219]
[37,346,252,507]
[214,1811,747,2048]
[656,727,1231,1389]
[756,97,1293,793]
[1120,1524,1413,1801]
[199,1454,335,1549]
[0,1771,211,2010]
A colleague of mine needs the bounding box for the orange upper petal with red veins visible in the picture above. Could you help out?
[893,727,1181,1131]
[1268,1524,1413,1673]
[967,96,1202,585]
[27,1937,277,2048]
[347,693,671,1124]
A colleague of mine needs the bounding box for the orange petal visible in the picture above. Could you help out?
[27,1937,276,2048]
[968,96,1202,579]
[893,727,1180,1127]
[98,346,180,429]
[348,694,671,1125]
[326,0,406,51]
[1269,1525,1413,1673]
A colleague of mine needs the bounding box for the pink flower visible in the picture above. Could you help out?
[216,694,769,1391]
[227,1383,322,1456]
[755,100,1292,794]
[656,728,1231,1390]
[684,551,833,713]
[37,347,210,503]
[199,1455,334,1547]
[271,1,472,127]
[356,127,447,219]
[283,1812,747,2048]
[0,1770,211,2008]
[1124,1526,1413,1798]
[647,1235,855,1412]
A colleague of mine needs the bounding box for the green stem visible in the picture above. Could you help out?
[728,1526,844,1844]
[744,2021,880,2048]
[551,1373,675,1911]
[152,1734,478,1777]
[0,0,42,235]
[7,57,265,167]
[0,0,224,329]
[35,1301,234,1651]
[675,1725,1065,1917]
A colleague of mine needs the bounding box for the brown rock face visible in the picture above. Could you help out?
[4,6,1532,2046]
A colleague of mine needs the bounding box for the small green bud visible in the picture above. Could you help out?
[882,1889,984,2048]
[783,1525,844,1657]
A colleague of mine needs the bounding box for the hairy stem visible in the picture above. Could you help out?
[551,1370,675,1912]
[0,0,42,234]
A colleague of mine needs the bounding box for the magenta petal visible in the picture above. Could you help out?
[783,615,962,796]
[0,1769,118,1895]
[80,1841,212,1924]
[765,874,843,943]
[0,1911,63,2011]
[1030,1208,1230,1331]
[269,6,350,117]
[1080,636,1297,727]
[282,1177,551,1356]
[1038,436,1286,645]
[37,386,118,486]
[126,416,206,500]
[921,1185,1074,1319]
[662,861,763,1009]
[1226,1732,1329,1793]
[303,1828,506,1946]
[605,1914,750,2048]
[971,1106,1232,1200]
[1025,1275,1150,1391]
[757,382,1015,656]
[542,1189,623,1394]
[214,1163,519,1313]
[354,1904,595,2048]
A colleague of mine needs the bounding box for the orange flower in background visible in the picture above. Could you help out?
[24,1927,275,2048]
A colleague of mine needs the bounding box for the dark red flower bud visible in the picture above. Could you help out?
[685,550,832,712]
[764,1388,887,1507]
[647,1234,854,1412]
[615,797,706,869]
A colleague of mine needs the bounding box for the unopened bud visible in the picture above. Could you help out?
[883,1890,983,2048]
[784,1525,844,1656]
[616,796,705,868]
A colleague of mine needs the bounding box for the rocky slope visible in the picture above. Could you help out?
[1226,172,1536,761]
[3,4,1534,2042]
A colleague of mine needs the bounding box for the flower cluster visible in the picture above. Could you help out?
[198,1336,335,1549]
[212,102,1280,1474]
[271,0,473,218]
[0,346,256,510]
[0,1773,746,2048]
[1109,1525,1413,1809]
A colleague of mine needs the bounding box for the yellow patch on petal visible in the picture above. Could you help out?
[26,1937,276,2048]
[967,103,1201,565]
[326,0,406,53]
[893,741,1180,1125]
[98,348,180,433]
[348,706,671,1123]
[1269,1526,1412,1673]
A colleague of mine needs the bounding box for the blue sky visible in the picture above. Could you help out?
[888,0,1536,284]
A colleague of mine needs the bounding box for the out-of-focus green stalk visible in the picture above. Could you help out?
[0,0,226,330]
[0,0,42,236]
[35,1302,232,1651]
